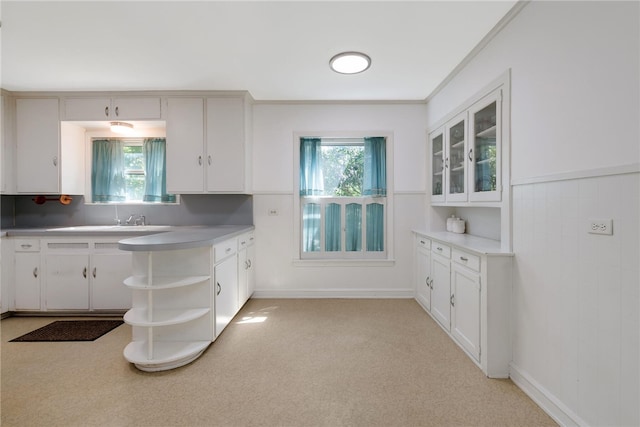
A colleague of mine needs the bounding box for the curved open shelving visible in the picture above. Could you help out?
[123,341,211,372]
[124,308,211,327]
[123,275,210,290]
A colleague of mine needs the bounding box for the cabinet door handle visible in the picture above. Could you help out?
[445,157,449,168]
[92,267,97,278]
[208,155,212,165]
[247,260,251,268]
[33,267,38,278]
[468,148,473,162]
[425,276,430,285]
[450,294,455,307]
[105,106,109,117]
[216,282,221,296]
[53,156,58,167]
[82,267,87,278]
[115,106,119,117]
[460,256,468,262]
[198,155,202,166]
[430,279,433,290]
[244,260,249,270]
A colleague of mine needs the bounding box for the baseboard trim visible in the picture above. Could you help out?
[509,363,587,427]
[252,289,414,299]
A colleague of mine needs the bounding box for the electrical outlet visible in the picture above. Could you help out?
[268,208,279,216]
[588,219,613,235]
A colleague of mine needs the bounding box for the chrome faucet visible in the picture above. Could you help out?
[126,214,146,226]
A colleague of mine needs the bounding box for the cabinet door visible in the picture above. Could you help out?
[206,97,246,192]
[91,252,132,310]
[214,254,239,336]
[246,243,255,298]
[238,248,248,308]
[468,90,502,202]
[111,97,161,120]
[445,112,467,202]
[451,264,481,361]
[63,97,111,120]
[16,98,60,193]
[166,97,205,193]
[14,253,41,310]
[429,127,445,203]
[45,254,89,310]
[415,246,431,311]
[430,253,451,331]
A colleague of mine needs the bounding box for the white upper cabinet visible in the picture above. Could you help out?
[16,98,61,193]
[166,97,206,193]
[63,96,161,121]
[429,86,504,205]
[166,95,251,194]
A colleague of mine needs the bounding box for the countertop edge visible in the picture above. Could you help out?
[413,229,513,256]
[118,226,254,252]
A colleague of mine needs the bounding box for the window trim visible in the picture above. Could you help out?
[293,131,394,263]
[83,129,179,205]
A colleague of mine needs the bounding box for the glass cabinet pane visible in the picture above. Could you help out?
[473,101,497,193]
[431,132,444,196]
[448,119,465,195]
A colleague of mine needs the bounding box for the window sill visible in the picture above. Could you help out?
[292,259,395,268]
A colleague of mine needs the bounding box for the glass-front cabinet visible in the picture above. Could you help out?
[469,91,501,202]
[430,128,445,203]
[445,112,467,202]
[429,87,502,204]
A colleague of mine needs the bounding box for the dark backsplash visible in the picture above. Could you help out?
[1,194,253,229]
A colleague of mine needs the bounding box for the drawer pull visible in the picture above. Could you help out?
[419,240,426,244]
[33,267,38,278]
[225,247,232,253]
[21,244,32,249]
[436,247,443,251]
[460,256,468,262]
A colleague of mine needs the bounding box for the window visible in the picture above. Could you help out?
[299,136,388,259]
[91,137,176,203]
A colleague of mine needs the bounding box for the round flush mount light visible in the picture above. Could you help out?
[330,51,371,74]
[110,121,134,134]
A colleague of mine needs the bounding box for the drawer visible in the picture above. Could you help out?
[416,236,430,250]
[431,243,451,258]
[237,232,255,250]
[452,249,480,272]
[215,238,237,263]
[14,239,40,252]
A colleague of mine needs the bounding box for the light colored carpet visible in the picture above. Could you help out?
[1,299,556,427]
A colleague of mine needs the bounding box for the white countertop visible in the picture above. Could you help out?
[413,230,512,256]
[118,225,254,252]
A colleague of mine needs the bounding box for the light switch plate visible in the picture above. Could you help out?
[588,219,613,235]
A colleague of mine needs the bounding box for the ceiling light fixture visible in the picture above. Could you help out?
[110,121,134,134]
[330,51,371,74]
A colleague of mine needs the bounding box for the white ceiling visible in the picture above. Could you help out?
[1,1,517,101]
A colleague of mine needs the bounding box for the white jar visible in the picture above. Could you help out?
[446,215,456,232]
[452,219,466,234]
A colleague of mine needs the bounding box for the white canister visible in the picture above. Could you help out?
[446,215,456,232]
[452,219,466,234]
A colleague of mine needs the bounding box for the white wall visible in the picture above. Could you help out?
[425,2,639,426]
[252,103,427,296]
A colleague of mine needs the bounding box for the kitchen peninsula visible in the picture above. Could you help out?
[119,225,254,371]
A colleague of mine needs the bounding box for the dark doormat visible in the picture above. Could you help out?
[10,320,124,342]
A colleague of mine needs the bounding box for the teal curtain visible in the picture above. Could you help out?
[91,139,125,202]
[302,203,321,252]
[143,138,175,202]
[366,203,384,251]
[345,203,362,251]
[300,138,324,196]
[325,203,341,251]
[363,137,386,197]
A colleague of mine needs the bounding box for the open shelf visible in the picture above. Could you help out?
[124,308,211,327]
[476,125,496,138]
[124,275,210,290]
[123,341,211,372]
[451,140,465,149]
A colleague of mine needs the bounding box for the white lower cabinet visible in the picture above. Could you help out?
[14,251,42,310]
[9,237,132,312]
[237,232,255,308]
[214,243,238,337]
[414,232,512,378]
